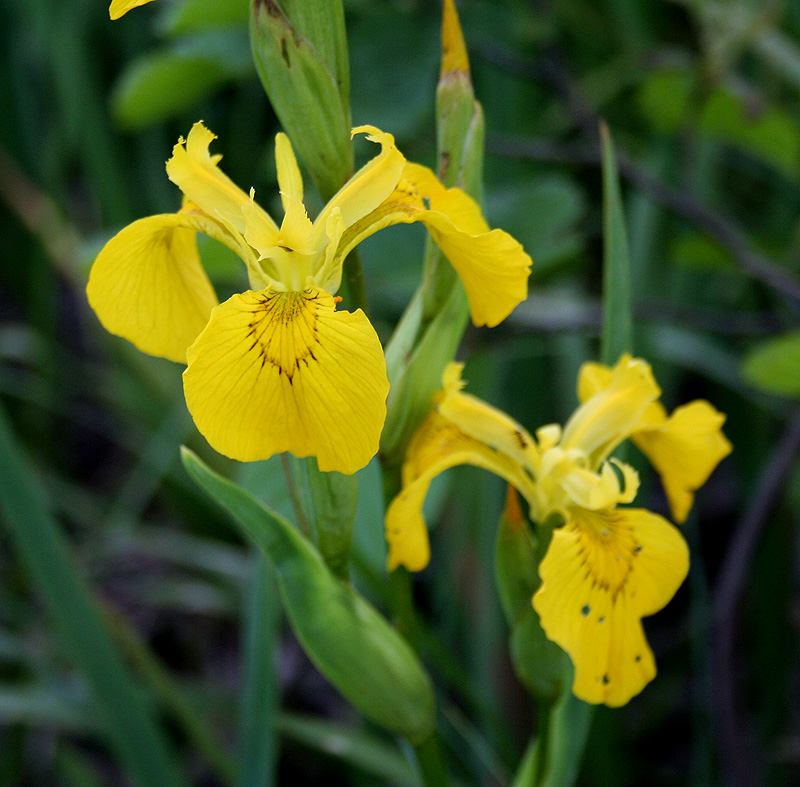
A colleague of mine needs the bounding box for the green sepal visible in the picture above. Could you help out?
[181,448,436,743]
[494,493,569,701]
[381,280,469,466]
[298,456,358,582]
[250,0,352,201]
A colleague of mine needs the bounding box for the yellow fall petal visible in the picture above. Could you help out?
[166,122,278,237]
[109,0,155,20]
[183,285,389,474]
[633,401,732,523]
[86,213,219,363]
[533,506,689,707]
[386,410,537,572]
[333,162,531,327]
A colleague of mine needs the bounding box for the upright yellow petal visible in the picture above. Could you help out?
[183,286,389,474]
[87,213,219,363]
[331,162,531,327]
[533,506,689,706]
[274,132,304,208]
[441,0,470,75]
[109,0,155,19]
[634,401,732,523]
[561,355,660,463]
[166,122,278,237]
[386,411,537,571]
[313,126,405,239]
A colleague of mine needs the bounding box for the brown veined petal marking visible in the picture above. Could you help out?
[183,286,389,474]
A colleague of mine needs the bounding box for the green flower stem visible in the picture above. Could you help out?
[382,464,451,786]
[413,732,451,787]
[342,248,370,317]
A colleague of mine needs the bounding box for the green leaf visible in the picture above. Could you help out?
[743,331,800,397]
[159,0,249,36]
[250,0,352,201]
[112,32,252,130]
[487,176,586,275]
[636,67,695,133]
[278,713,420,786]
[699,87,800,175]
[600,121,634,365]
[181,448,436,743]
[0,404,188,787]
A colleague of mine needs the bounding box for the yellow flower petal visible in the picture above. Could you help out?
[434,363,539,469]
[313,126,406,240]
[109,0,155,20]
[533,506,689,706]
[386,411,537,572]
[183,286,389,474]
[333,162,531,327]
[633,401,732,523]
[561,355,660,463]
[166,122,278,237]
[274,132,304,208]
[441,0,470,75]
[86,213,219,363]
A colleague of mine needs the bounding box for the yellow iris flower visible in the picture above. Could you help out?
[87,122,531,473]
[386,355,731,705]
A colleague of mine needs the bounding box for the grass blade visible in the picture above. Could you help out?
[0,403,188,787]
[600,120,634,364]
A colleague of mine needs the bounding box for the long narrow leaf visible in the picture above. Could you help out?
[0,404,188,787]
[600,121,634,364]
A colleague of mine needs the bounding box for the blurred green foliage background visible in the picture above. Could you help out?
[1,0,799,784]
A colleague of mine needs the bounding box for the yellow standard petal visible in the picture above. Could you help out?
[561,355,661,463]
[330,162,531,327]
[633,401,732,523]
[533,506,689,707]
[386,410,537,572]
[166,122,278,237]
[86,213,219,363]
[109,0,155,19]
[182,285,389,474]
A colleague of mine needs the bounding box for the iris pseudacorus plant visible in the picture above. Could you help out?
[86,123,531,473]
[385,355,731,705]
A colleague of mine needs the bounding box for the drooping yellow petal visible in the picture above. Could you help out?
[533,506,689,707]
[633,401,732,523]
[183,286,388,474]
[86,213,219,363]
[561,355,660,463]
[434,362,540,469]
[332,162,531,327]
[166,122,278,237]
[386,411,537,571]
[109,0,155,19]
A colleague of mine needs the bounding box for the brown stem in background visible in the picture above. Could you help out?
[489,133,800,308]
[712,408,800,787]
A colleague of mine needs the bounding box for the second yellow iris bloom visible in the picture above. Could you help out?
[386,355,731,705]
[87,123,531,473]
